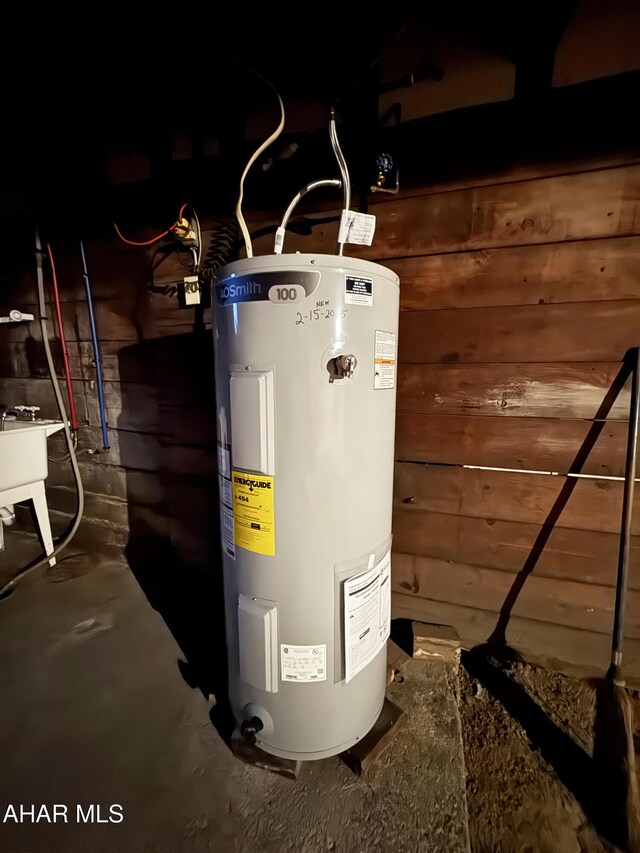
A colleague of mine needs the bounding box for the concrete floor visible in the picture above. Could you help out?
[0,537,470,853]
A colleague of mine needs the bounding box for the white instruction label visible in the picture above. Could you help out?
[218,472,232,508]
[217,440,235,560]
[220,505,236,560]
[374,329,397,390]
[338,210,376,246]
[345,275,373,307]
[281,644,327,682]
[183,275,201,306]
[217,444,231,478]
[344,550,391,683]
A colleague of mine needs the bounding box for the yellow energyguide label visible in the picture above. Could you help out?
[231,470,275,556]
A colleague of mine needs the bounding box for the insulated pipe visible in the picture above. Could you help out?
[329,108,351,257]
[80,241,109,451]
[273,179,342,254]
[47,243,78,431]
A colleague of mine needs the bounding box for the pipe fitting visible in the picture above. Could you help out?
[240,716,264,745]
[327,353,358,382]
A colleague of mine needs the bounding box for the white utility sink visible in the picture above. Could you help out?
[0,419,64,491]
[0,419,65,565]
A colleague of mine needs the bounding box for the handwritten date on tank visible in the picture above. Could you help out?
[296,302,347,326]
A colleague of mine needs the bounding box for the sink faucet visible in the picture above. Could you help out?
[0,406,40,430]
[0,409,20,431]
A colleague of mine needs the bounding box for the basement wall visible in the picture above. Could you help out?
[1,151,640,681]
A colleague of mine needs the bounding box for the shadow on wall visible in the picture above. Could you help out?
[118,330,234,744]
[485,352,633,649]
[470,349,639,853]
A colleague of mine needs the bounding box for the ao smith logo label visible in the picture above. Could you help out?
[215,270,320,305]
[216,279,264,304]
[233,475,272,492]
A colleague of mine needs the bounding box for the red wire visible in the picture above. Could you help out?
[47,243,78,431]
[113,223,170,246]
[113,203,189,246]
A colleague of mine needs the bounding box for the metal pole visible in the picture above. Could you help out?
[611,347,640,678]
[47,243,78,430]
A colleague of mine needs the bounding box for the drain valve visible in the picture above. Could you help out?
[240,716,264,745]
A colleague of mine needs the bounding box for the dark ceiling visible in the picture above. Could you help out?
[5,5,574,142]
[2,2,636,238]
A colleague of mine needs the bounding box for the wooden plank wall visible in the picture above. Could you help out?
[386,161,640,682]
[2,157,640,681]
[0,236,219,567]
[252,158,640,681]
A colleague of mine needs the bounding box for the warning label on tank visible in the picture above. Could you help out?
[345,275,373,307]
[374,329,397,390]
[232,471,275,556]
[343,550,391,683]
[281,644,327,682]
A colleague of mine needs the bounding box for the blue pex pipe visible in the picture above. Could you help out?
[80,241,110,451]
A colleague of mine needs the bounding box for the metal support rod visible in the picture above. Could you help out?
[611,346,640,679]
[80,241,109,451]
[329,108,351,257]
[47,243,78,430]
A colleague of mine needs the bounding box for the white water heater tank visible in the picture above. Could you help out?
[213,252,399,760]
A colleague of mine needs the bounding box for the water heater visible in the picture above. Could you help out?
[213,251,399,760]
